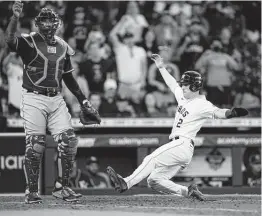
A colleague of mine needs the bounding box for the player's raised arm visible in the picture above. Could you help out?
[5,1,23,48]
[151,54,184,101]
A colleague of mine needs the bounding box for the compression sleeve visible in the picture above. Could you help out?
[62,72,86,104]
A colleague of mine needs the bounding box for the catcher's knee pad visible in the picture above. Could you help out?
[25,135,46,160]
[57,129,78,156]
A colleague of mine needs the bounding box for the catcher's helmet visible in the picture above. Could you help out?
[35,8,61,38]
[179,71,203,92]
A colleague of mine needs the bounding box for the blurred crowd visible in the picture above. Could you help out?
[0,1,261,118]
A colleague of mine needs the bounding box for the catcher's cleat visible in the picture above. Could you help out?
[107,166,128,193]
[188,183,205,201]
[25,191,42,204]
[54,181,82,198]
[52,186,80,202]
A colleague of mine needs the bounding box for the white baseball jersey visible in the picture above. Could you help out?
[169,85,219,141]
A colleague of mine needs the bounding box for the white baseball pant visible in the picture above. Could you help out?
[124,137,194,196]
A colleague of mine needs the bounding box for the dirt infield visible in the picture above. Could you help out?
[0,194,260,216]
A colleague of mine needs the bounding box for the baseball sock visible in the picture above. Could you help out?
[148,179,188,196]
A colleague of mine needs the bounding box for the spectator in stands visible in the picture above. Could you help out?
[243,147,261,187]
[115,1,149,43]
[79,156,112,189]
[138,27,159,66]
[67,34,84,66]
[84,26,112,60]
[71,26,89,54]
[62,61,89,117]
[142,93,165,117]
[154,1,191,23]
[153,11,180,48]
[234,82,261,117]
[110,20,147,106]
[195,40,240,107]
[79,42,116,94]
[190,1,209,37]
[2,53,23,117]
[116,97,136,117]
[175,21,208,72]
[86,1,107,27]
[99,79,118,117]
[174,12,189,41]
[147,47,178,110]
[66,6,89,53]
[219,27,234,55]
[205,1,236,37]
[89,92,102,112]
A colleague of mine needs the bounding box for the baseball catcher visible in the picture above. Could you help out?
[5,1,100,204]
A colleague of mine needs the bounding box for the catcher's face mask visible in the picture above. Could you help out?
[35,8,61,43]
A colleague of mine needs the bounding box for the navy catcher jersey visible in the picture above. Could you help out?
[8,32,74,91]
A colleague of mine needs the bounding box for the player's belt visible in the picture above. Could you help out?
[174,136,194,146]
[25,87,60,97]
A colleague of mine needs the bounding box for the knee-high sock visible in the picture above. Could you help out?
[148,179,188,197]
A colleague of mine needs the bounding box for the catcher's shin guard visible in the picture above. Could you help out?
[24,135,46,193]
[56,129,78,187]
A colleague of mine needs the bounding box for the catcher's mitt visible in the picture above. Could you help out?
[231,107,249,117]
[79,101,101,125]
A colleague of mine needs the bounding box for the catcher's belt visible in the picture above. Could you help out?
[25,87,60,97]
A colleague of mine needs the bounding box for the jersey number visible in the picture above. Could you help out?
[176,118,183,128]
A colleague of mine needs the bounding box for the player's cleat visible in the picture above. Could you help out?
[25,191,43,204]
[107,166,128,193]
[54,181,82,198]
[188,183,205,201]
[52,186,80,202]
[65,186,82,198]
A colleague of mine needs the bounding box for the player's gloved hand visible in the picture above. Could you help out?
[12,1,23,18]
[79,100,101,125]
[151,54,165,69]
[227,107,249,118]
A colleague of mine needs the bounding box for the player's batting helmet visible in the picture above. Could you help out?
[180,71,203,92]
[35,8,61,38]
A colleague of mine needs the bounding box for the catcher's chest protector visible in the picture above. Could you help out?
[23,32,67,89]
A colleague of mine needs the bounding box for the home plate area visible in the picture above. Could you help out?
[0,194,260,216]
